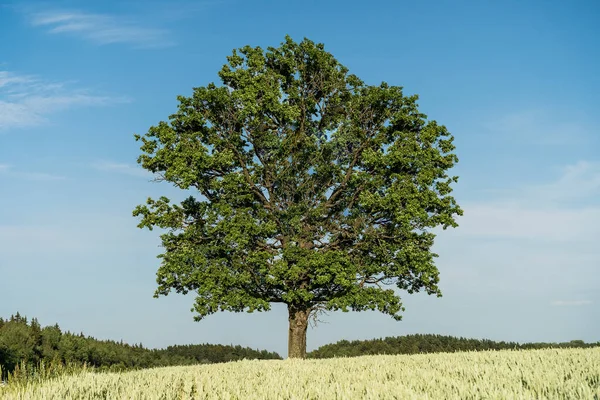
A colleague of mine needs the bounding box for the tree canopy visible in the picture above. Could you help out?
[133,35,463,358]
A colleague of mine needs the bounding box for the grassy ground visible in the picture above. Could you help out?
[1,348,598,399]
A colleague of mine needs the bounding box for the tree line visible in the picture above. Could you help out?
[306,333,600,359]
[0,312,281,379]
[3,312,598,380]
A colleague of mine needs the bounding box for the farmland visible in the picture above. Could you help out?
[1,348,598,399]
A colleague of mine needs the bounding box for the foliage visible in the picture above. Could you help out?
[0,312,281,381]
[2,348,599,399]
[307,333,600,359]
[133,35,462,358]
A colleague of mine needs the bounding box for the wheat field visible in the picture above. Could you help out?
[1,348,598,399]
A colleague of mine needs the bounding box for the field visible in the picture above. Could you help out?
[1,348,598,399]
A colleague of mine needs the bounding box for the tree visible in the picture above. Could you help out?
[0,319,35,372]
[133,35,462,358]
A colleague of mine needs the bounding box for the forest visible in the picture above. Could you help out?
[0,313,281,380]
[307,334,600,359]
[2,312,598,380]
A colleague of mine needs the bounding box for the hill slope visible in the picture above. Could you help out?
[2,348,598,399]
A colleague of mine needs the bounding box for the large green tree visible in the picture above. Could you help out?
[133,36,462,358]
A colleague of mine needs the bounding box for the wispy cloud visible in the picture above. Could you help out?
[520,161,600,205]
[0,70,127,130]
[432,160,599,319]
[27,10,174,48]
[20,172,67,181]
[485,109,592,146]
[0,71,34,88]
[454,160,600,242]
[92,161,154,179]
[551,300,592,307]
[0,164,66,181]
[456,205,599,242]
[0,225,82,253]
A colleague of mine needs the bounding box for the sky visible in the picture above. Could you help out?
[0,0,599,357]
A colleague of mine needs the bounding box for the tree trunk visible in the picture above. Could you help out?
[287,305,310,359]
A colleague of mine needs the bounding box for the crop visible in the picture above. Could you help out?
[1,348,598,399]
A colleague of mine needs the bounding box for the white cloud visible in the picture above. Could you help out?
[454,160,600,242]
[0,71,34,88]
[0,101,44,128]
[28,10,174,48]
[92,161,154,178]
[432,159,600,313]
[551,300,592,307]
[0,70,127,130]
[456,205,600,242]
[520,161,600,205]
[22,94,115,112]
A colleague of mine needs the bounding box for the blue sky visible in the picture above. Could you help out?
[1,0,598,356]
